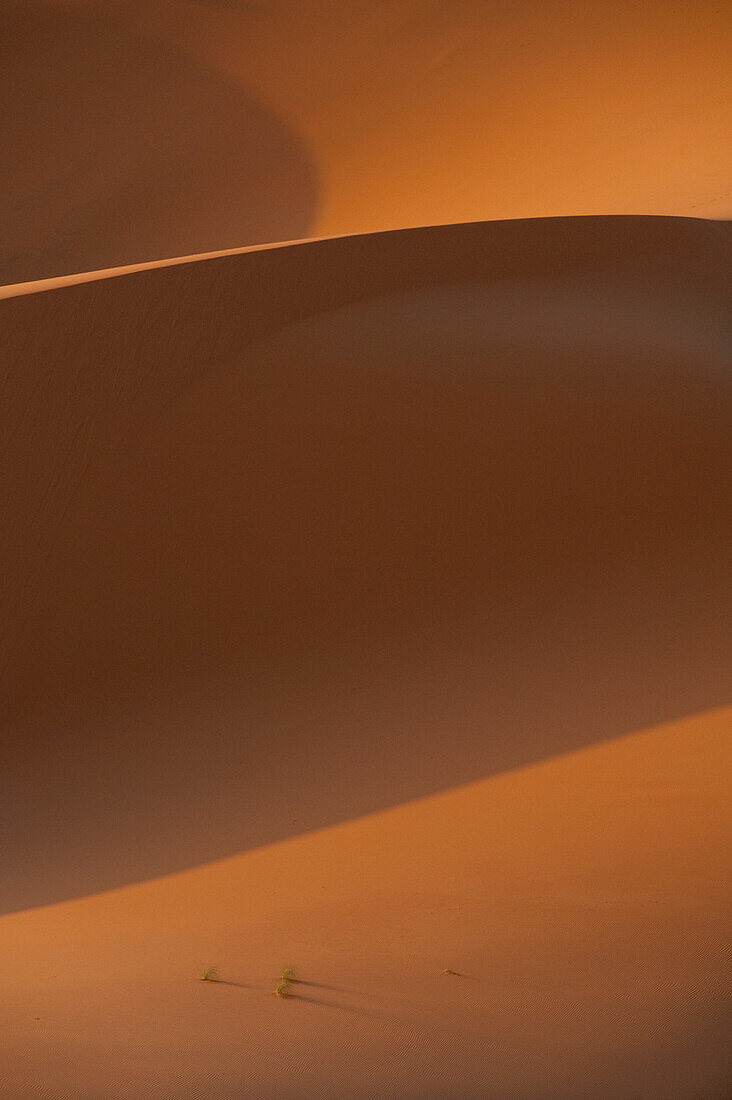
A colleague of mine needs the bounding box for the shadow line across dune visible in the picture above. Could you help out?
[1,215,730,914]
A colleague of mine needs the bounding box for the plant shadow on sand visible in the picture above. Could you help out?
[292,978,357,994]
[197,973,252,989]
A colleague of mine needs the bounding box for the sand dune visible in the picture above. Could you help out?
[3,5,731,1093]
[2,0,730,283]
[0,1,316,286]
[1,708,729,1097]
[3,216,730,922]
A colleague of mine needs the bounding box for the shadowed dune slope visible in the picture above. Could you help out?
[0,0,317,285]
[1,215,731,913]
[1,0,730,283]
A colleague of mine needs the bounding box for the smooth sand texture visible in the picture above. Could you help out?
[2,3,731,1096]
[1,214,731,1094]
[3,215,731,910]
[2,709,729,1098]
[2,0,730,283]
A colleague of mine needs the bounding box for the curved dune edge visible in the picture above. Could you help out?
[3,215,731,917]
[0,0,318,286]
[2,707,729,1098]
[2,1,730,284]
[0,233,323,300]
[0,211,724,302]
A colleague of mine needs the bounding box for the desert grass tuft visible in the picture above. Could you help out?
[273,978,293,998]
[200,967,219,982]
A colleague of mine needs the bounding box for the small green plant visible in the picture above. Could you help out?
[444,968,457,975]
[273,965,296,997]
[201,967,219,982]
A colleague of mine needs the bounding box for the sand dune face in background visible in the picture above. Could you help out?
[3,217,730,915]
[0,1,317,285]
[2,0,730,284]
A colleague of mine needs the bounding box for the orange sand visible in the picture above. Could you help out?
[2,214,730,1095]
[2,709,729,1097]
[2,3,731,1097]
[2,0,730,284]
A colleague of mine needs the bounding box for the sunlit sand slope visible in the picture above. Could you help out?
[2,215,730,916]
[1,708,729,1098]
[2,0,730,282]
